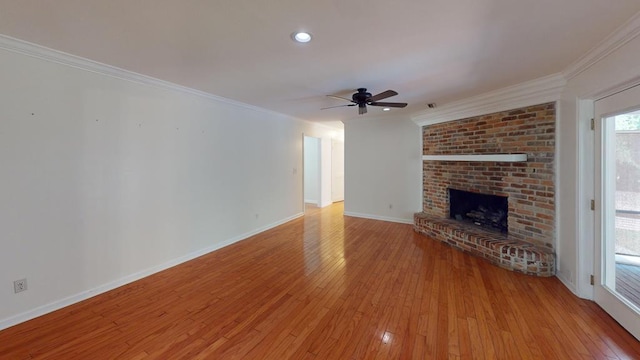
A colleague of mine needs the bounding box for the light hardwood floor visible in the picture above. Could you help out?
[1,203,640,359]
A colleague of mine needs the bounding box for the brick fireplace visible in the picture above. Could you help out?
[414,102,556,276]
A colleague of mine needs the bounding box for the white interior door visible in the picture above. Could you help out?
[594,84,640,341]
[331,139,344,202]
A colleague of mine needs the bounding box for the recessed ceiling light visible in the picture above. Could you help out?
[382,107,391,111]
[292,31,312,43]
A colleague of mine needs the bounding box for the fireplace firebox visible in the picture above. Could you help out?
[449,189,508,233]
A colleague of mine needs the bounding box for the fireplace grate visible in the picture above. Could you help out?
[449,189,508,233]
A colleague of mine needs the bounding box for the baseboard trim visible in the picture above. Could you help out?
[344,211,414,225]
[556,272,579,297]
[0,212,303,331]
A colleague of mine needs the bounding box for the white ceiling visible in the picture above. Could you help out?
[1,1,639,129]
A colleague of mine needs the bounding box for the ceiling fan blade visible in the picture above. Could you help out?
[368,90,398,102]
[321,104,357,110]
[369,101,408,108]
[359,105,367,115]
[326,95,354,102]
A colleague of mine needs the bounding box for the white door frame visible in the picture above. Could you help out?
[593,84,640,340]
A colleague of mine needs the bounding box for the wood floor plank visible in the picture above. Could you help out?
[1,203,639,359]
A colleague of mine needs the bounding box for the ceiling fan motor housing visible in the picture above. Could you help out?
[353,88,372,104]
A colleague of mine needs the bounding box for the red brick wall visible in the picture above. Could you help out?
[422,103,555,248]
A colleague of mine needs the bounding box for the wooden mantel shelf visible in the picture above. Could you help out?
[422,154,527,162]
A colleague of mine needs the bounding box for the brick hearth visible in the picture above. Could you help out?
[414,102,556,276]
[414,214,555,276]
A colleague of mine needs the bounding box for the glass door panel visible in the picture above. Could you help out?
[594,85,640,341]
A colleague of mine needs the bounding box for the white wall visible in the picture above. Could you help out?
[319,136,334,207]
[344,115,422,223]
[331,139,345,202]
[557,33,640,298]
[0,42,340,329]
[304,136,320,204]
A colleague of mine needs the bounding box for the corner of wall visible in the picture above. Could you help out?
[556,270,578,296]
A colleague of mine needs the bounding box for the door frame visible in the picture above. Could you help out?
[576,78,640,300]
[593,84,640,340]
[302,134,322,210]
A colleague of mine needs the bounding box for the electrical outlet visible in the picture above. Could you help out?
[14,279,27,293]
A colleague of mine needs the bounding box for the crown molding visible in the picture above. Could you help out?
[411,73,565,127]
[589,75,640,101]
[563,11,640,80]
[0,34,293,119]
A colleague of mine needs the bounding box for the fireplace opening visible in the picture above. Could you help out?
[449,188,508,233]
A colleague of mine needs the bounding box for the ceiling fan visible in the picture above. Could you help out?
[322,88,408,115]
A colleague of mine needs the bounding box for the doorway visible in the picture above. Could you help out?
[594,84,640,340]
[331,138,344,202]
[303,136,321,207]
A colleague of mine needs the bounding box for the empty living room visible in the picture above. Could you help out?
[2,1,640,359]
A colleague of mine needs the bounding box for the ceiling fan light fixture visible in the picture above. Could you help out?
[292,31,312,43]
[322,88,407,115]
